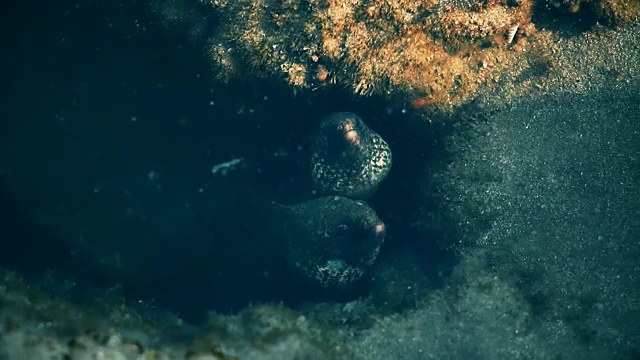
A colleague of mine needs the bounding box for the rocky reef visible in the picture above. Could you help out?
[0,0,639,359]
[205,0,638,112]
[206,0,537,111]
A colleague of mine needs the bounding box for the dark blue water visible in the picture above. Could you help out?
[0,0,449,323]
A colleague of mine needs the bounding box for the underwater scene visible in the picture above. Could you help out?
[0,0,638,358]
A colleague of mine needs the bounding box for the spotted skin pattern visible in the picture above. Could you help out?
[270,196,386,288]
[261,112,392,289]
[311,112,392,199]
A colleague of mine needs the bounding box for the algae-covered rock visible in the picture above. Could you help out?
[205,0,537,111]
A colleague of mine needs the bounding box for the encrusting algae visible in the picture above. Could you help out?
[204,0,637,112]
[204,0,538,112]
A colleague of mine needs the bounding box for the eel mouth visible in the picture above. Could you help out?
[344,129,359,143]
[374,222,386,237]
[341,119,360,144]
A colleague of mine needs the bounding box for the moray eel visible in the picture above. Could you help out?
[265,196,386,288]
[311,112,392,199]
